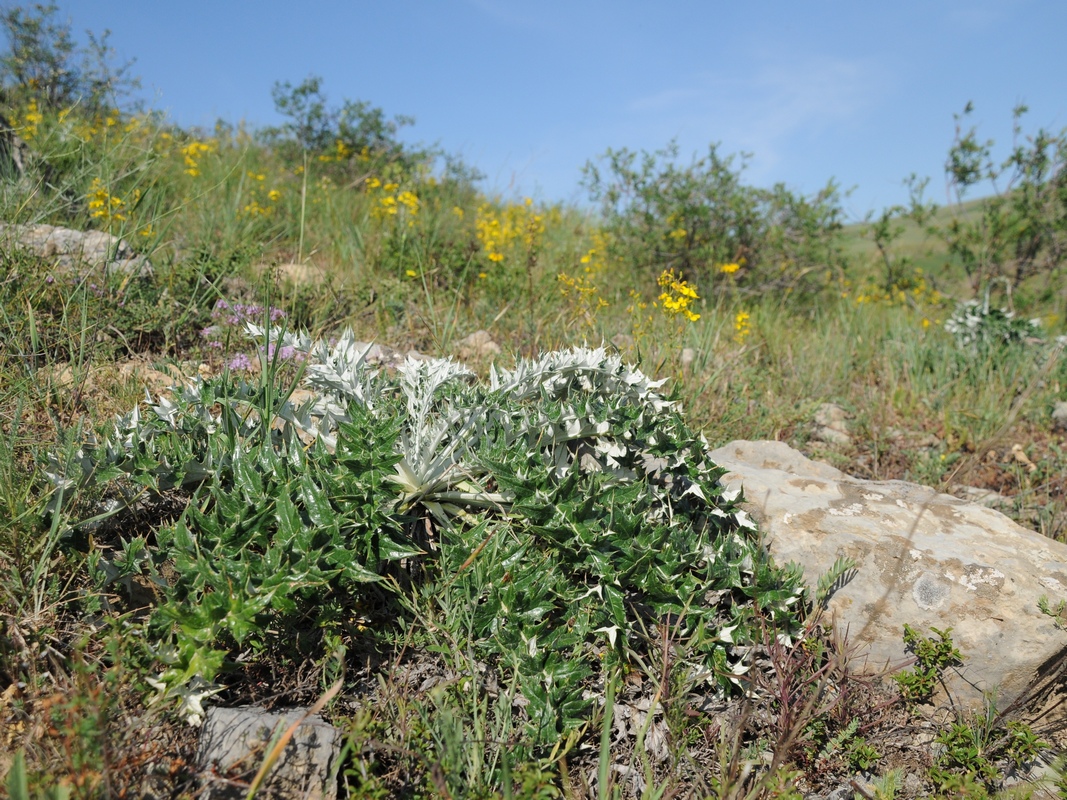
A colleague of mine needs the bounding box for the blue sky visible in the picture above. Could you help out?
[50,0,1067,221]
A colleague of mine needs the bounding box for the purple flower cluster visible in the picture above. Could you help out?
[200,299,287,349]
[265,342,300,362]
[200,299,302,371]
[226,352,255,371]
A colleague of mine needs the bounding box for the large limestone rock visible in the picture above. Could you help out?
[709,440,1067,710]
[0,222,152,277]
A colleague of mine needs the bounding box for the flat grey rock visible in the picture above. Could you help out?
[0,222,152,277]
[197,706,340,800]
[709,440,1067,710]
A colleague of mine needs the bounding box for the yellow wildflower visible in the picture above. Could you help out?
[22,99,43,139]
[734,310,751,344]
[181,139,217,177]
[397,191,419,213]
[558,271,608,327]
[473,199,545,264]
[656,269,701,322]
[87,178,128,225]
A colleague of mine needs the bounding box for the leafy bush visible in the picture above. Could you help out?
[48,329,805,742]
[942,103,1067,293]
[582,140,848,297]
[263,74,426,179]
[0,2,139,112]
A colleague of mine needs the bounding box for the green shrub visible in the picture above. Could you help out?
[581,140,849,298]
[0,2,138,113]
[263,74,428,180]
[941,103,1067,294]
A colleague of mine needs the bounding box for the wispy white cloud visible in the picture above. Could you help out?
[626,52,889,182]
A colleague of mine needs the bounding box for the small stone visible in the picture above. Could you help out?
[814,402,848,430]
[40,363,87,390]
[826,785,858,800]
[1052,400,1067,432]
[455,330,501,359]
[813,426,852,446]
[117,360,191,394]
[1011,443,1038,473]
[902,773,925,796]
[812,402,851,446]
[268,262,326,287]
[405,349,433,363]
[0,222,152,278]
[886,428,941,449]
[197,706,340,800]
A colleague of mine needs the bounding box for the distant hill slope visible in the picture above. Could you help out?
[839,196,998,297]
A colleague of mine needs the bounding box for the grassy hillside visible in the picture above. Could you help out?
[840,197,999,301]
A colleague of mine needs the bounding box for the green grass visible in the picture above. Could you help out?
[0,97,1065,800]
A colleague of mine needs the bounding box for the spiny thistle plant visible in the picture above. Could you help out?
[46,326,806,743]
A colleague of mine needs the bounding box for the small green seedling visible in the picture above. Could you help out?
[893,624,962,705]
[1038,594,1067,631]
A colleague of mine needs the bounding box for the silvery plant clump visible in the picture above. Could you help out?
[46,323,804,735]
[944,297,1042,351]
